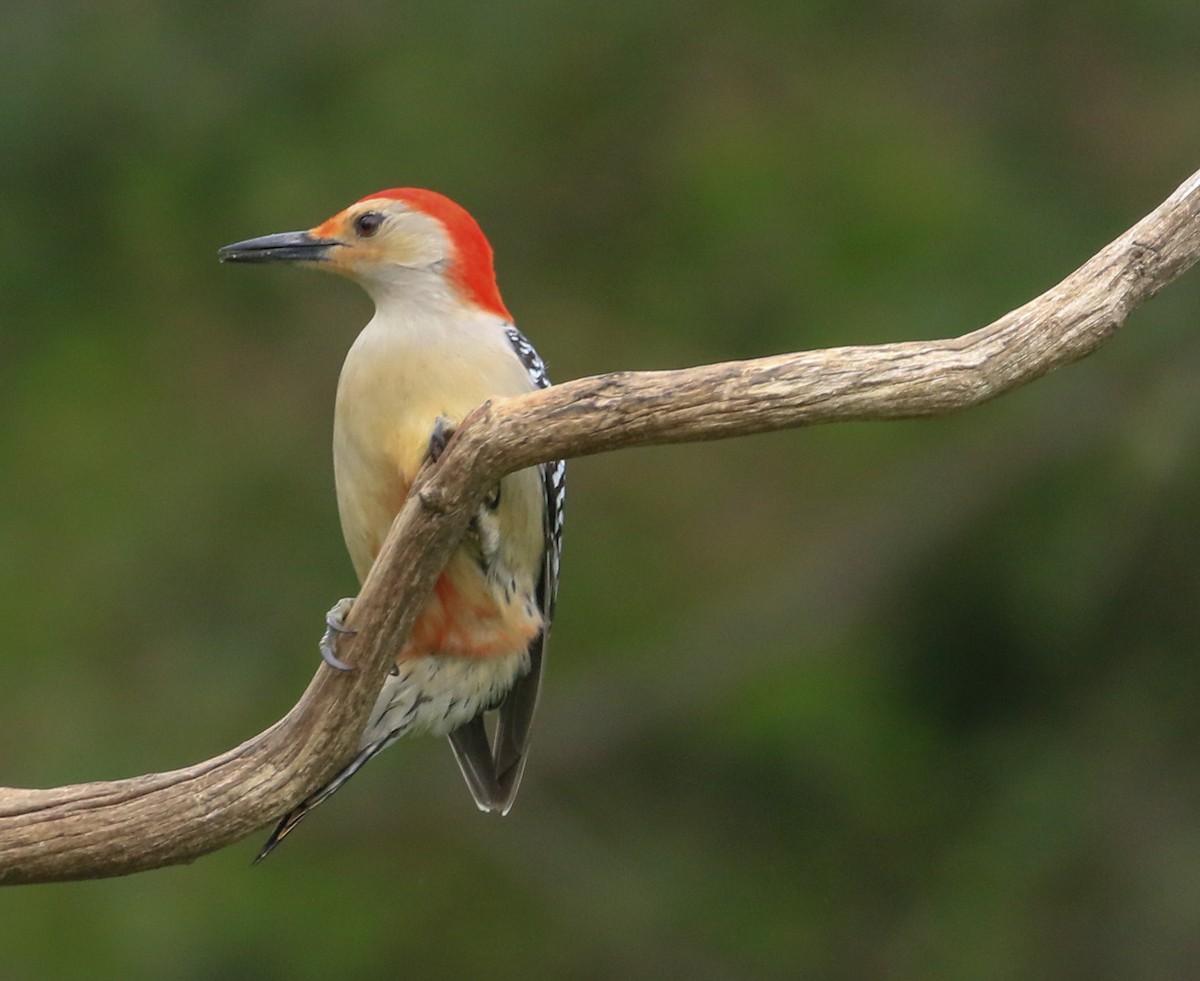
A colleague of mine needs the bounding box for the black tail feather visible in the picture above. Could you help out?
[251,732,401,864]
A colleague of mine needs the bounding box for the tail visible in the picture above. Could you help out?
[252,731,403,864]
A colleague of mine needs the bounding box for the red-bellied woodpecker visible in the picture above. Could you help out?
[219,189,565,860]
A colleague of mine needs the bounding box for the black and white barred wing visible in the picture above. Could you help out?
[448,325,566,813]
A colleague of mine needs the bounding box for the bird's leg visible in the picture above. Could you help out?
[319,596,357,671]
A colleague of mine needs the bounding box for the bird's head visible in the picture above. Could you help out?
[218,188,510,319]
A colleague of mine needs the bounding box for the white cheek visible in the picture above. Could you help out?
[348,212,455,302]
[391,214,451,268]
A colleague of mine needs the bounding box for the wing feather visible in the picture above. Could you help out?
[447,326,564,812]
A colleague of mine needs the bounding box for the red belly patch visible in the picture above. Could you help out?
[403,564,539,660]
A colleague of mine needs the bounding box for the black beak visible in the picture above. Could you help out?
[217,230,339,264]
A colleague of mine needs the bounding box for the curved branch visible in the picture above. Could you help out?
[2,166,1199,885]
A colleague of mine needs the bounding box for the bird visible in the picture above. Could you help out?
[218,188,565,861]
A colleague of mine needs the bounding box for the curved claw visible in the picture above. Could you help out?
[319,641,355,673]
[319,597,358,672]
[427,415,456,463]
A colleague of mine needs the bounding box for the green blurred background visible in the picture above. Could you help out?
[2,1,1200,978]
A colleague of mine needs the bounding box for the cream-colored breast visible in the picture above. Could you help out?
[332,305,542,583]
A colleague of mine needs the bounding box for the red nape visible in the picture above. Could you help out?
[359,188,512,321]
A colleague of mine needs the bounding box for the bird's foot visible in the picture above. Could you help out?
[427,415,456,463]
[320,596,357,671]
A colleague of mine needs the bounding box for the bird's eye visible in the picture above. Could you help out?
[354,211,384,238]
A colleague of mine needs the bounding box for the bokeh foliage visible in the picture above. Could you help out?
[2,1,1200,977]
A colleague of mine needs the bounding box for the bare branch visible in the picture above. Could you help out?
[2,166,1198,885]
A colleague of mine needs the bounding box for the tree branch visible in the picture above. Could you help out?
[2,166,1198,885]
